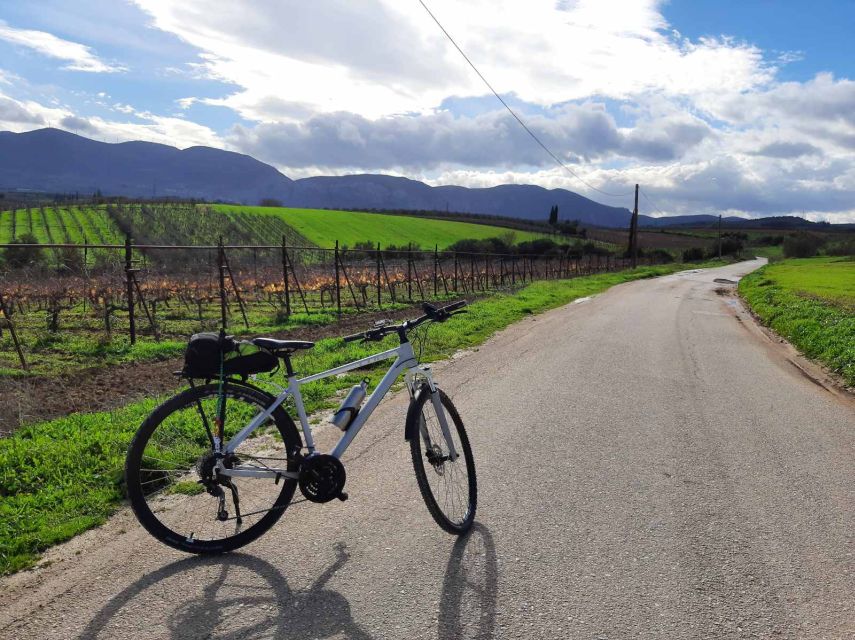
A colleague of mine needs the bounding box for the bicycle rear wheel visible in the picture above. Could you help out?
[125,382,302,554]
[407,387,477,534]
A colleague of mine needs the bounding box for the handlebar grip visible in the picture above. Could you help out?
[342,332,365,343]
[444,300,467,313]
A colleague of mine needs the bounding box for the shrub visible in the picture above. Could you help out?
[782,232,824,258]
[647,248,675,263]
[682,247,705,262]
[825,238,855,257]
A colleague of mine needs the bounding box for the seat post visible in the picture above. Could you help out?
[282,353,296,377]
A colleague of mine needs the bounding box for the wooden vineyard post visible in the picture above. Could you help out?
[0,289,27,371]
[379,248,395,302]
[220,243,249,329]
[124,233,136,344]
[334,240,341,316]
[281,240,309,314]
[281,235,291,317]
[433,245,439,298]
[453,252,459,292]
[484,254,490,290]
[436,252,449,296]
[376,243,382,308]
[337,248,360,309]
[407,243,413,301]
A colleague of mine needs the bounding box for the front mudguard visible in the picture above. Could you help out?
[404,383,431,441]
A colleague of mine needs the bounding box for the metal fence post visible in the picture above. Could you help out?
[124,233,136,344]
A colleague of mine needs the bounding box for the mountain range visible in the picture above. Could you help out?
[0,128,822,229]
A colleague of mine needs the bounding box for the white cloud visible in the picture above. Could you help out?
[0,91,220,147]
[227,102,711,172]
[0,92,70,131]
[134,0,770,120]
[0,20,125,73]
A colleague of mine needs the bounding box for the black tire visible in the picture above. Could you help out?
[408,387,477,534]
[125,382,302,554]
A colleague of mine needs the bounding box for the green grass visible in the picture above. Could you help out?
[213,205,559,249]
[739,257,854,386]
[0,260,717,575]
[750,257,853,308]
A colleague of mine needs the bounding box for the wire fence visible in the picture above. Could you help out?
[0,236,658,371]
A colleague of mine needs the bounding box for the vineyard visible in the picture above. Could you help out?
[0,204,310,251]
[0,235,655,376]
[0,206,123,245]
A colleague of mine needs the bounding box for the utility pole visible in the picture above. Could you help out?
[629,184,639,268]
[717,214,722,260]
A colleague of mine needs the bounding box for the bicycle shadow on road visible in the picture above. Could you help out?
[438,523,499,640]
[76,542,371,640]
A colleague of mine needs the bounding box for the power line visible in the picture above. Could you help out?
[417,0,632,200]
[639,188,667,217]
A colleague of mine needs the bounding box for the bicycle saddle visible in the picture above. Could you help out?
[251,337,315,353]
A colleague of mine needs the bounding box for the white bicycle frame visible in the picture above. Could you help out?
[216,339,458,481]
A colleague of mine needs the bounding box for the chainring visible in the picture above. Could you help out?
[298,454,347,503]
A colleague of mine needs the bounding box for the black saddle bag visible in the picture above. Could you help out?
[183,333,277,378]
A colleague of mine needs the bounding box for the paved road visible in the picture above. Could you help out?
[2,260,853,640]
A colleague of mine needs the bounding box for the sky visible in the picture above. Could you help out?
[0,0,854,222]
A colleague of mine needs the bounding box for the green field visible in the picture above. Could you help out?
[213,205,557,249]
[739,257,854,386]
[0,260,725,575]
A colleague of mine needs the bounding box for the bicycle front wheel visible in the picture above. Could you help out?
[125,382,302,554]
[408,387,477,534]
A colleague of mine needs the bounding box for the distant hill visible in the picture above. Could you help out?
[0,128,631,226]
[0,128,837,230]
[0,128,292,204]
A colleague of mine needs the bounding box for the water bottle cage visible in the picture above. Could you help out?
[335,406,359,430]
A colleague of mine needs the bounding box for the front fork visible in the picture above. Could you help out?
[406,366,459,462]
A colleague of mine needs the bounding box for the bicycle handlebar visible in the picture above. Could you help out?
[342,300,468,344]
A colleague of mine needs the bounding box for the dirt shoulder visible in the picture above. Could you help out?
[0,303,428,435]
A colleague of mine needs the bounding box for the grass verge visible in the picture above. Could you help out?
[0,260,724,575]
[739,257,854,386]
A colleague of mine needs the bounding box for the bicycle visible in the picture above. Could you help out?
[125,300,477,554]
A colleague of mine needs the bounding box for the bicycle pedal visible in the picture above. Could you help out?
[337,492,349,502]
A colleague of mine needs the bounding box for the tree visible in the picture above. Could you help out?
[548,205,558,225]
